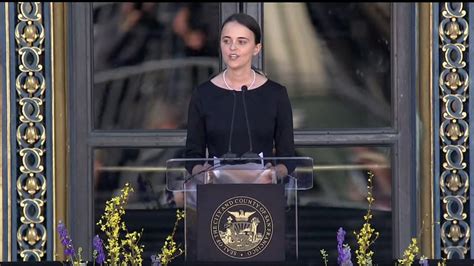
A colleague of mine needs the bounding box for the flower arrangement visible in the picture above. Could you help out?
[58,173,442,265]
[318,171,432,266]
[57,220,84,265]
[398,238,420,265]
[58,183,144,265]
[97,182,144,265]
[353,171,379,266]
[92,235,106,265]
[320,249,329,266]
[337,227,353,266]
[418,256,428,266]
[152,209,185,266]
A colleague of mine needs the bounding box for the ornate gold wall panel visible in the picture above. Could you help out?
[438,2,470,259]
[13,2,49,260]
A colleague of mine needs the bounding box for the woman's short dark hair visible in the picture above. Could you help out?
[221,13,261,44]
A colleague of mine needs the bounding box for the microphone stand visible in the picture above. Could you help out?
[221,90,237,159]
[241,85,260,159]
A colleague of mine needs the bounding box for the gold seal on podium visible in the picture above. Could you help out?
[210,196,274,259]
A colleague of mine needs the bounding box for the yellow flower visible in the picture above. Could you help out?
[354,171,379,266]
[97,183,144,265]
[156,209,185,265]
[398,238,420,265]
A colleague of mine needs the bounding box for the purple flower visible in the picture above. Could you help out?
[93,235,106,264]
[150,254,161,266]
[57,220,76,259]
[340,246,352,266]
[337,227,346,264]
[419,256,428,266]
[337,227,352,266]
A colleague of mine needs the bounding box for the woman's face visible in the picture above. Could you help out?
[220,21,261,70]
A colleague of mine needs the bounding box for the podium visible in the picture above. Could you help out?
[166,157,313,263]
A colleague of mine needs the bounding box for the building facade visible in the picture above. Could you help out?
[0,2,468,262]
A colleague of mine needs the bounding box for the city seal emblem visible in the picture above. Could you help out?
[210,196,273,259]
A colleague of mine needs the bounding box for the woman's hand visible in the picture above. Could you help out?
[274,164,288,179]
[191,163,212,183]
[254,163,276,184]
[191,162,212,175]
[254,163,289,184]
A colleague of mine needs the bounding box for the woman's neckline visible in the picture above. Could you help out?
[209,78,270,92]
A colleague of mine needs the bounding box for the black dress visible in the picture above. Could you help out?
[185,79,295,172]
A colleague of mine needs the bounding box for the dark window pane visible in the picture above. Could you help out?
[296,145,392,261]
[93,147,185,209]
[93,147,186,262]
[264,3,391,129]
[93,146,392,262]
[297,146,391,210]
[93,3,220,130]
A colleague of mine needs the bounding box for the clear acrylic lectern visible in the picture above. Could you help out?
[166,156,313,262]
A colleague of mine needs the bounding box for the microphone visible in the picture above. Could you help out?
[221,91,237,159]
[241,85,259,159]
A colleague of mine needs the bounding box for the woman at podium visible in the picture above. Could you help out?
[184,13,295,181]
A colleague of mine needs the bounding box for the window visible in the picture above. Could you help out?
[69,2,415,260]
